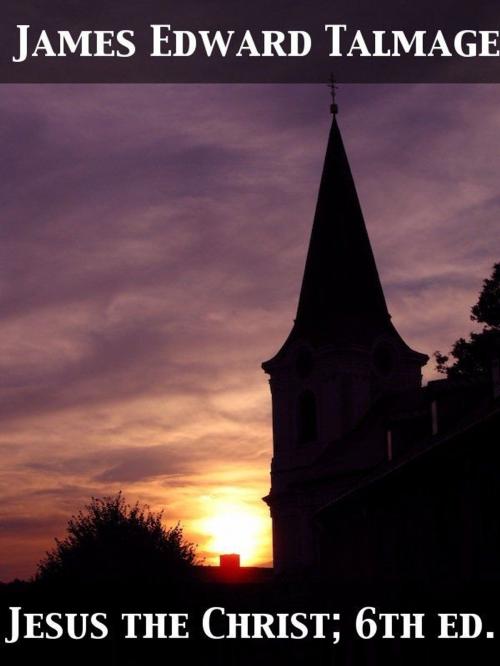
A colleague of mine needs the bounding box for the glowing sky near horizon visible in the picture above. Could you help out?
[0,84,499,580]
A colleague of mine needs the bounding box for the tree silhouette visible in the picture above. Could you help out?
[435,262,500,380]
[36,492,197,584]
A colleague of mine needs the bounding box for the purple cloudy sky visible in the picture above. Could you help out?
[0,84,499,580]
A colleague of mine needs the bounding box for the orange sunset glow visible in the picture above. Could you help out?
[199,501,269,565]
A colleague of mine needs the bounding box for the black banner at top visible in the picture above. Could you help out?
[1,0,500,83]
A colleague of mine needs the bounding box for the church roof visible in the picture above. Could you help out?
[268,113,414,363]
[315,391,500,524]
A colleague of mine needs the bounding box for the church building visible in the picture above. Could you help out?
[262,99,500,580]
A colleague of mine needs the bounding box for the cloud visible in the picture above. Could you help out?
[24,434,267,485]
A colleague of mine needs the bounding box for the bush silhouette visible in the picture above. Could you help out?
[36,492,196,585]
[435,262,500,381]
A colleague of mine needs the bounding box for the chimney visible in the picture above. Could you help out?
[219,553,240,570]
[386,429,393,461]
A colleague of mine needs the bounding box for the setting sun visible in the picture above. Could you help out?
[200,503,268,566]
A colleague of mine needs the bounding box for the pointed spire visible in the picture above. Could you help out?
[287,112,392,348]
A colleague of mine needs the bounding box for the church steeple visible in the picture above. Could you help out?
[263,100,427,381]
[262,99,428,576]
[289,113,392,349]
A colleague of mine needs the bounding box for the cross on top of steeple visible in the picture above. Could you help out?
[328,74,338,115]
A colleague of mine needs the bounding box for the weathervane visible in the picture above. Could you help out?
[328,73,338,115]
